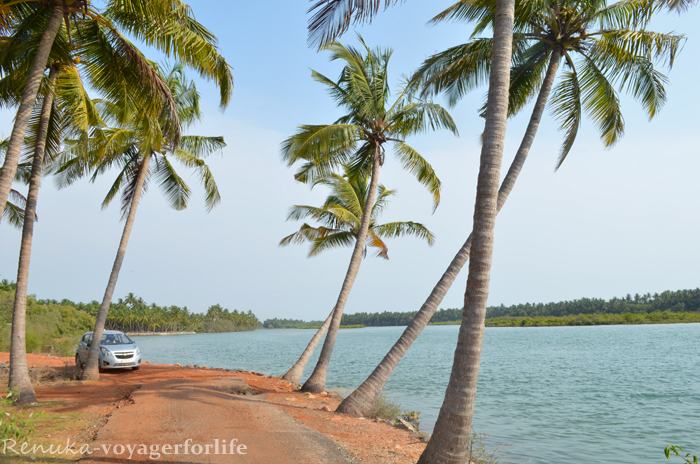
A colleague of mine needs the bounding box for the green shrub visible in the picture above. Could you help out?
[0,390,40,443]
[366,394,402,422]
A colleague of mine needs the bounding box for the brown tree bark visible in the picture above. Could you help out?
[337,48,562,417]
[301,148,382,393]
[0,5,63,218]
[81,153,152,380]
[418,0,515,461]
[282,310,333,385]
[8,67,59,404]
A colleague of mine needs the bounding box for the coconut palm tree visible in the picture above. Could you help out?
[56,63,225,380]
[337,0,682,418]
[279,170,435,385]
[6,61,101,403]
[282,37,457,393]
[0,0,234,218]
[416,0,515,459]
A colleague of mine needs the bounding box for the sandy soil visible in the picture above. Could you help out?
[0,353,426,463]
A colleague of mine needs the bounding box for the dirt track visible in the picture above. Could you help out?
[1,354,426,464]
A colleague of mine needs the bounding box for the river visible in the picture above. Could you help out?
[132,323,699,464]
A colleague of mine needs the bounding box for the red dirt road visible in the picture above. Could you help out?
[1,354,426,463]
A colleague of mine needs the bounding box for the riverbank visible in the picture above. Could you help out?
[429,311,700,327]
[0,352,425,463]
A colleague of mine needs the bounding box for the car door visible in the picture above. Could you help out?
[79,334,91,361]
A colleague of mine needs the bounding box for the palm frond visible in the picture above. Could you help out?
[373,221,435,245]
[307,0,403,49]
[393,142,441,210]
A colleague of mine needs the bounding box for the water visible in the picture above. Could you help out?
[132,324,700,464]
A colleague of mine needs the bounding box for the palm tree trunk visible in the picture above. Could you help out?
[0,5,63,217]
[281,310,333,385]
[301,148,382,393]
[8,67,58,404]
[337,48,562,417]
[418,0,515,461]
[81,153,152,381]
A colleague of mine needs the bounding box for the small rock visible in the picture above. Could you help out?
[330,416,342,421]
[411,454,420,459]
[395,445,402,450]
[303,392,315,399]
[321,405,332,412]
[285,397,296,402]
[174,363,182,367]
[320,391,328,396]
[202,366,209,369]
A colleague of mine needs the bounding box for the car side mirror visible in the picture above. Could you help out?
[87,342,91,347]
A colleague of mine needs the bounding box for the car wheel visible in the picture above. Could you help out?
[75,355,83,368]
[132,366,140,371]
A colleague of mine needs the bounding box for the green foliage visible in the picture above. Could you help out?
[1,286,259,354]
[416,0,684,169]
[366,394,402,422]
[484,311,700,327]
[266,288,700,328]
[0,287,95,356]
[55,63,225,217]
[281,36,457,210]
[262,318,324,329]
[0,390,40,443]
[468,431,506,464]
[666,445,699,463]
[486,288,700,318]
[281,170,434,259]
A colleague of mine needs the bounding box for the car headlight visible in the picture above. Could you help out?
[135,347,140,355]
[100,347,113,357]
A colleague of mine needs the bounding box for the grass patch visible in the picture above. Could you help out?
[1,406,104,463]
[366,394,402,423]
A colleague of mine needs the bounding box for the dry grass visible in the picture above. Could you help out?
[0,362,82,386]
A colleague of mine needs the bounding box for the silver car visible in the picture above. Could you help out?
[75,330,142,371]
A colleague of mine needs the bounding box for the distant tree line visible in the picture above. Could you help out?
[263,318,324,329]
[35,292,260,334]
[486,289,700,318]
[0,282,260,356]
[262,288,700,328]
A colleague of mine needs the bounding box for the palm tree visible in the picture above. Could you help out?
[338,0,682,418]
[56,63,225,380]
[8,63,101,403]
[0,0,234,218]
[282,37,457,393]
[416,0,515,459]
[280,170,435,385]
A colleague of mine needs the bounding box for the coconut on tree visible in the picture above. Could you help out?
[337,0,683,418]
[282,36,457,393]
[279,169,435,385]
[55,63,226,381]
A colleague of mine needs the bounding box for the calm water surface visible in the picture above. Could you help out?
[132,324,699,464]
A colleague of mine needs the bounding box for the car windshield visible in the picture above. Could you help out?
[100,333,133,345]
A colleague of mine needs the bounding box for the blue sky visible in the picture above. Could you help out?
[1,1,699,321]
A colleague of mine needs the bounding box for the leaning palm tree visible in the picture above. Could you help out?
[282,36,457,393]
[337,0,682,418]
[56,63,225,381]
[6,62,100,403]
[280,170,435,385]
[0,0,233,219]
